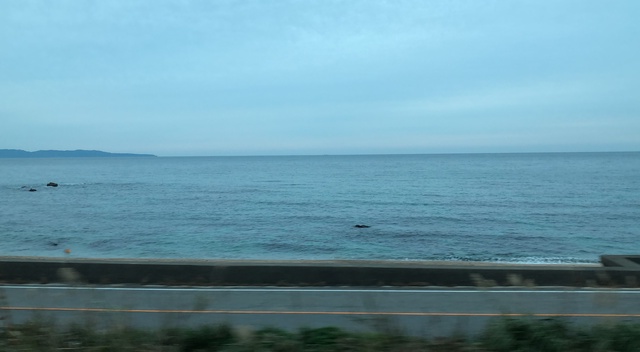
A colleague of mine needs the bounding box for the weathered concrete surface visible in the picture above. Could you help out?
[0,256,639,287]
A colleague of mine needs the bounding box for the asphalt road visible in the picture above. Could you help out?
[1,285,640,337]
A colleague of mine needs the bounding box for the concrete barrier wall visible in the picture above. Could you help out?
[1,256,639,287]
[600,255,640,268]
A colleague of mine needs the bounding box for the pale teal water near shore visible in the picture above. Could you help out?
[1,152,638,263]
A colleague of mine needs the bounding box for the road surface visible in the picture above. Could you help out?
[1,285,639,336]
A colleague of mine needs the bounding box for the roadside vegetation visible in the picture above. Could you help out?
[1,317,640,351]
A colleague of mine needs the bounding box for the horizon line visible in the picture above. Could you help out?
[157,150,640,158]
[4,148,638,158]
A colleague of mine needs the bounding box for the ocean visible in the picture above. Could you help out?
[1,152,638,264]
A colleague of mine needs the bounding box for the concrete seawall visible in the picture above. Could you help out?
[1,255,639,287]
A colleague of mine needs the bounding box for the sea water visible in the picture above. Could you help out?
[1,152,638,263]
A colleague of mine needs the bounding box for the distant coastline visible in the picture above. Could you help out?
[0,149,156,158]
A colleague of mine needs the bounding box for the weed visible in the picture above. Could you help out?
[1,317,640,351]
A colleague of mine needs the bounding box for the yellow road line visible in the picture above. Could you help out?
[2,307,640,318]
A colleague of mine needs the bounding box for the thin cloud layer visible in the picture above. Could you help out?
[2,0,639,155]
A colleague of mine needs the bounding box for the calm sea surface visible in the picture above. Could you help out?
[1,153,638,263]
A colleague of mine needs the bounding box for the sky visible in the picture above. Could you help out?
[2,0,639,156]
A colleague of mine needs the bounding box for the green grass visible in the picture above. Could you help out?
[1,317,640,351]
[480,318,640,352]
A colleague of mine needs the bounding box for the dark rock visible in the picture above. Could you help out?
[28,188,37,192]
[354,224,370,228]
[47,182,58,187]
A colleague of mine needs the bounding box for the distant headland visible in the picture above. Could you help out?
[0,149,157,158]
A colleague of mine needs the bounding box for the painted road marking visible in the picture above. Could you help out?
[2,286,640,294]
[3,306,640,318]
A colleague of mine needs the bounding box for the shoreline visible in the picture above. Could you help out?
[0,255,602,267]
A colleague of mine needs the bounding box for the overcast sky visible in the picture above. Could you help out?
[2,0,639,156]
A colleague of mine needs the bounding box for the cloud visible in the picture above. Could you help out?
[1,1,639,155]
